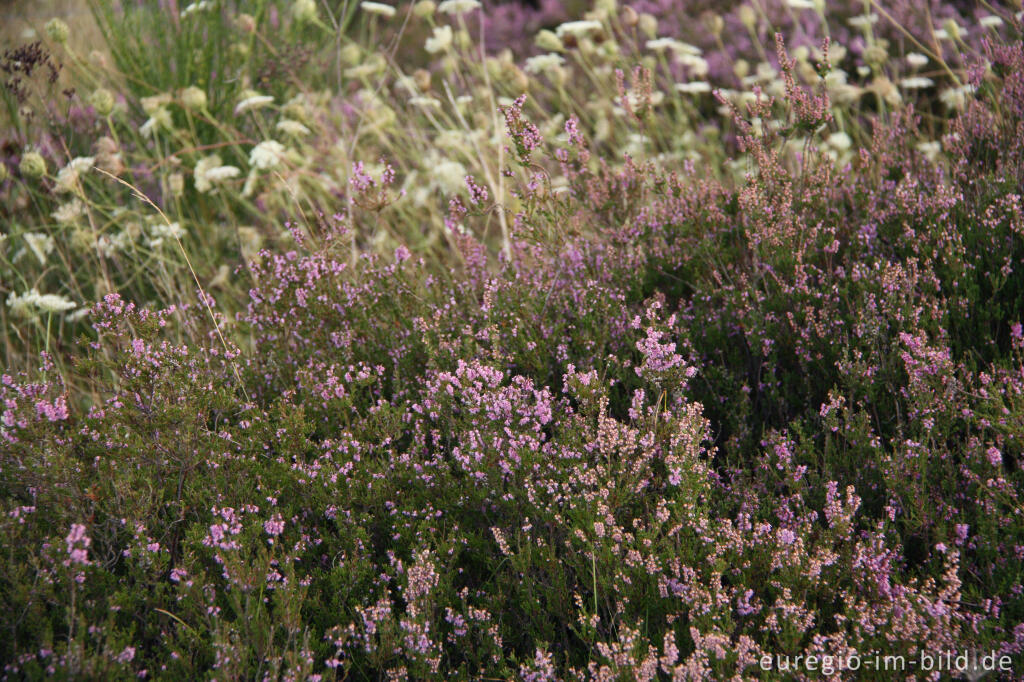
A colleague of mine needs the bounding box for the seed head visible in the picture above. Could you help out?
[44,18,70,45]
[19,151,47,179]
[89,88,115,116]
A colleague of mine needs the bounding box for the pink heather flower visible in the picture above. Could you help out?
[954,524,970,545]
[35,396,69,422]
[935,543,948,554]
[65,524,91,565]
[987,446,1002,467]
[465,175,488,205]
[116,646,136,663]
[264,514,285,537]
[146,542,160,552]
[778,529,797,545]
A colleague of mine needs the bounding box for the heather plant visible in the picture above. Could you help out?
[3,0,1024,679]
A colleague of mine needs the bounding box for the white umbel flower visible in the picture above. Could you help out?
[425,25,453,53]
[827,131,852,151]
[524,53,566,76]
[645,38,702,56]
[7,288,77,316]
[52,199,87,224]
[555,20,603,39]
[899,76,935,89]
[437,0,481,15]
[54,156,95,193]
[249,140,286,170]
[675,81,712,94]
[24,232,55,264]
[906,52,928,68]
[361,1,397,17]
[276,119,312,136]
[194,154,240,192]
[234,94,275,115]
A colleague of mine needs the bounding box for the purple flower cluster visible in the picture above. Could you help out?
[3,14,1024,681]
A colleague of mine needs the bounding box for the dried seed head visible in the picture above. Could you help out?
[413,68,432,92]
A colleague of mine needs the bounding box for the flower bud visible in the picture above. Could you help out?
[620,6,638,27]
[535,29,564,52]
[0,163,9,183]
[45,18,70,45]
[180,86,207,110]
[413,1,436,18]
[413,68,432,92]
[236,13,257,33]
[638,13,658,38]
[942,19,961,41]
[19,151,47,179]
[738,5,758,30]
[704,12,724,38]
[89,88,115,117]
[168,173,185,196]
[863,44,888,66]
[292,0,319,24]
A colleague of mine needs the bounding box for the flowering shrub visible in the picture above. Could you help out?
[2,0,1024,679]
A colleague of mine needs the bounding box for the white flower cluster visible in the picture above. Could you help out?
[194,155,241,193]
[7,288,77,317]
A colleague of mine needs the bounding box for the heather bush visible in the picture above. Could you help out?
[3,0,1024,679]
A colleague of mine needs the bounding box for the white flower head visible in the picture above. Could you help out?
[899,76,935,89]
[677,54,710,77]
[437,0,481,15]
[917,140,942,161]
[555,20,603,39]
[906,52,928,68]
[250,140,286,170]
[205,166,241,182]
[276,119,312,136]
[35,293,78,314]
[675,81,712,94]
[847,13,879,29]
[54,156,95,193]
[361,1,397,17]
[7,288,76,316]
[409,96,442,109]
[150,221,186,241]
[292,0,319,23]
[24,232,56,264]
[52,199,87,224]
[140,108,173,138]
[194,154,241,192]
[234,94,275,115]
[180,1,212,18]
[645,38,702,56]
[425,25,453,53]
[827,131,852,151]
[433,159,467,194]
[524,53,566,76]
